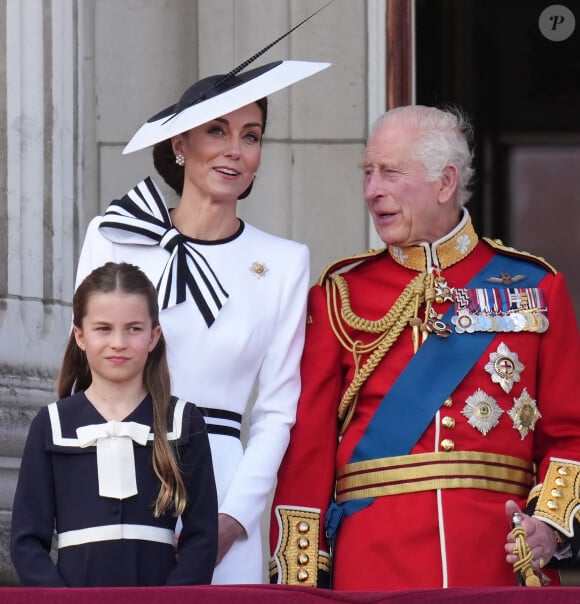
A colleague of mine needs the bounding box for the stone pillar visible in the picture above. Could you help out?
[0,0,81,584]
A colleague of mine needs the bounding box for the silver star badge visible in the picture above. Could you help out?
[461,389,503,435]
[508,388,541,440]
[484,342,525,393]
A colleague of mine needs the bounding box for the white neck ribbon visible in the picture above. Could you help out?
[76,421,151,500]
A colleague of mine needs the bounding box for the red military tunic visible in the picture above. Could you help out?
[270,211,580,590]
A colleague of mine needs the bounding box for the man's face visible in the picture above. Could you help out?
[362,122,454,247]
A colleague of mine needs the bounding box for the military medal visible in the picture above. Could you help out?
[425,307,452,337]
[484,342,524,393]
[508,388,541,440]
[461,389,503,435]
[434,274,454,304]
[450,286,549,334]
[451,309,476,334]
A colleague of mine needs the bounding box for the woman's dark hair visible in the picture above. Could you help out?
[153,96,268,199]
[57,262,187,516]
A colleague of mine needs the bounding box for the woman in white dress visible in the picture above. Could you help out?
[75,59,329,583]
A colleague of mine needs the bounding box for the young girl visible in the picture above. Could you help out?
[10,262,217,587]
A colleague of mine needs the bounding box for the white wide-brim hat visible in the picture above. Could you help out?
[123,60,330,155]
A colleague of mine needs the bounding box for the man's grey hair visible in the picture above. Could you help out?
[370,105,475,207]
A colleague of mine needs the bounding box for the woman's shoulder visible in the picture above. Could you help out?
[242,222,309,260]
[243,222,307,249]
[80,213,109,249]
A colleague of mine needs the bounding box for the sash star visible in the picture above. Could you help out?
[485,342,524,393]
[509,388,541,440]
[462,389,503,435]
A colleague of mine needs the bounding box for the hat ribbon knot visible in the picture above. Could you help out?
[98,177,229,327]
[76,420,151,500]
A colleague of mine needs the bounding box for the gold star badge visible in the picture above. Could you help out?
[485,342,525,393]
[508,388,541,440]
[249,261,268,278]
[461,389,503,435]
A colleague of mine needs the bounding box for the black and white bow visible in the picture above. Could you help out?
[99,177,229,327]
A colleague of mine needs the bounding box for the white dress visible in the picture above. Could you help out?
[75,178,309,584]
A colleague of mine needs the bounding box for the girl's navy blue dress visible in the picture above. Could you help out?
[10,391,218,587]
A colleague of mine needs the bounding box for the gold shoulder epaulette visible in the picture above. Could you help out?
[317,248,387,286]
[482,237,557,275]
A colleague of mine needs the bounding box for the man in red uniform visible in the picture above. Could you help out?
[269,105,580,590]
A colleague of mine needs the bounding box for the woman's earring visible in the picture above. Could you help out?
[175,154,185,167]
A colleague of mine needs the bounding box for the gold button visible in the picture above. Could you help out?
[558,466,570,476]
[551,488,563,498]
[442,416,455,429]
[555,477,567,487]
[441,439,455,451]
[443,397,453,408]
[547,500,559,510]
[297,537,309,549]
[297,521,309,534]
[297,569,309,582]
[297,553,309,566]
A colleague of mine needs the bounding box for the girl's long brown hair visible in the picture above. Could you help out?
[57,262,187,516]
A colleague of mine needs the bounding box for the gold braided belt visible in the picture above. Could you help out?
[336,451,535,503]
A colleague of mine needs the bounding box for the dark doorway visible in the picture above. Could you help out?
[416,0,580,319]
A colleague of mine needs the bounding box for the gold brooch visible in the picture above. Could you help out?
[509,388,541,440]
[461,389,503,435]
[484,342,525,393]
[249,261,268,278]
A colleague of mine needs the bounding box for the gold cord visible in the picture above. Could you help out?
[326,272,431,433]
[512,525,542,587]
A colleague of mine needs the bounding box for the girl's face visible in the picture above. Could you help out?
[73,291,161,389]
[172,102,263,202]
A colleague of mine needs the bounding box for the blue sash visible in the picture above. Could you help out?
[325,253,548,538]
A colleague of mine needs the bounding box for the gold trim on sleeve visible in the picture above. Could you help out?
[271,506,324,586]
[533,458,580,537]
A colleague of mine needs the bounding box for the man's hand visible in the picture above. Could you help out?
[504,499,558,569]
[216,513,246,566]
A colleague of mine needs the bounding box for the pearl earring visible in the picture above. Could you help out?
[175,154,185,167]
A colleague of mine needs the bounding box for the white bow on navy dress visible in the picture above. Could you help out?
[77,420,151,499]
[99,177,229,326]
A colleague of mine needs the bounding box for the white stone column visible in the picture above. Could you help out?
[0,0,82,584]
[3,0,76,371]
